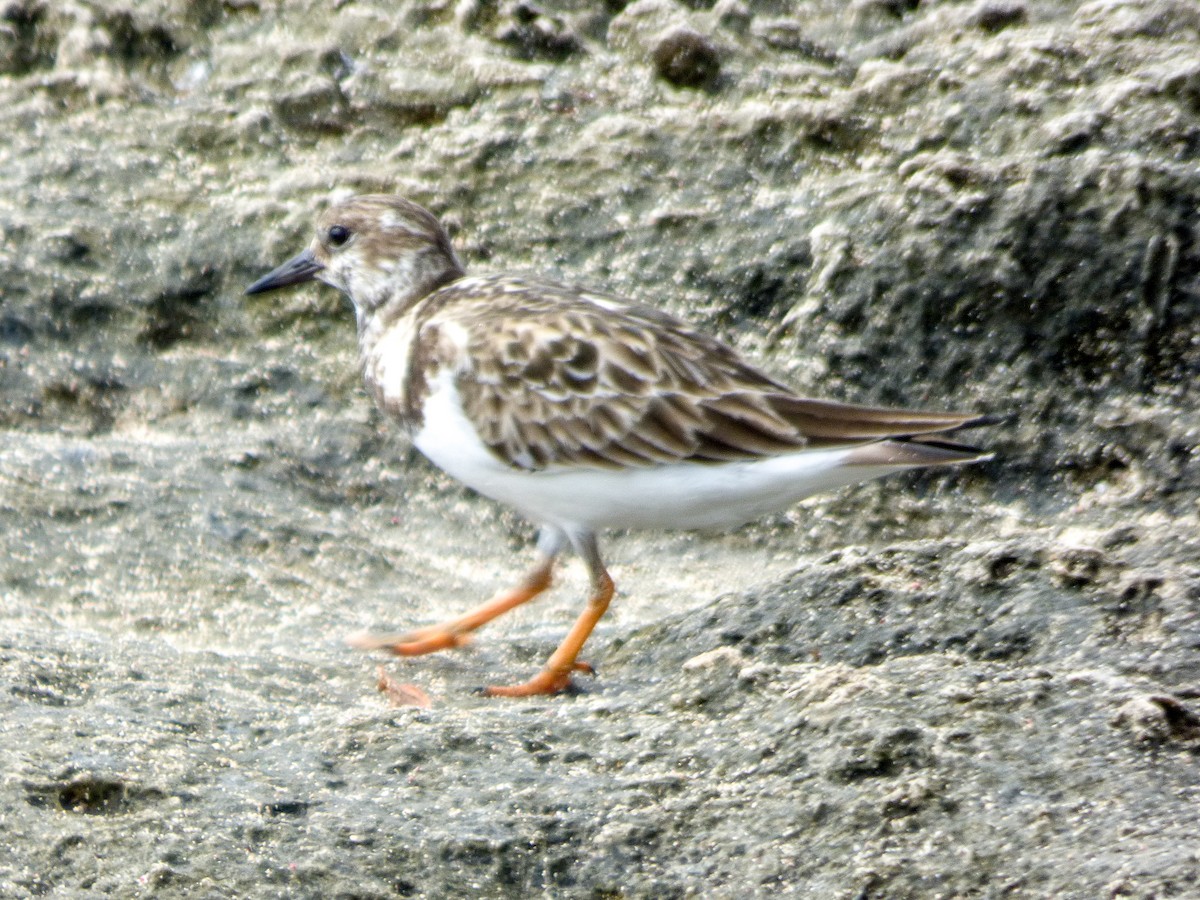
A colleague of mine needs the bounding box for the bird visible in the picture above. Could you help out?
[245,194,994,697]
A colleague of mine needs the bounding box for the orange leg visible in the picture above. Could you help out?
[485,530,614,698]
[348,555,554,655]
[483,567,613,697]
[353,527,615,698]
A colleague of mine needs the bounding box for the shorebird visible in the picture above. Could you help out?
[246,194,993,697]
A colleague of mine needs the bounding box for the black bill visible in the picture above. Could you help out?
[244,248,324,295]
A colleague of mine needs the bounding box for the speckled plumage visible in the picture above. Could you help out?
[402,275,983,472]
[246,194,995,697]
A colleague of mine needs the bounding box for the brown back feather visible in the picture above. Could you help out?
[433,275,984,471]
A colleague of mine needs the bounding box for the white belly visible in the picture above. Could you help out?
[412,370,901,532]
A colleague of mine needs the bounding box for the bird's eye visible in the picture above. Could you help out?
[327,224,351,247]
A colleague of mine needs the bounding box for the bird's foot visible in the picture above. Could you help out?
[347,625,471,656]
[479,662,595,698]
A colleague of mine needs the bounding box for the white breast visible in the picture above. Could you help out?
[367,321,415,408]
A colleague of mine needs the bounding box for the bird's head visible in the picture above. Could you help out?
[245,194,465,327]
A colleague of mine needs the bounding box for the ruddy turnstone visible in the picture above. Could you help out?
[246,194,994,697]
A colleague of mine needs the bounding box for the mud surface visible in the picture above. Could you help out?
[2,1,1199,897]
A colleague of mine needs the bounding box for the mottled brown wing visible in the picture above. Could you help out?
[444,276,981,471]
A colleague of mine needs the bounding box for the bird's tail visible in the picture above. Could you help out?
[843,436,993,468]
[841,410,1003,467]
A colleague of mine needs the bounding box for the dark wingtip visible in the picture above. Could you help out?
[956,413,1009,430]
[846,438,993,468]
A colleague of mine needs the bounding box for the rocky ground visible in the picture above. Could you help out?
[1,0,1198,897]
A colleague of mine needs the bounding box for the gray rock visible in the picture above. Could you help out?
[1,0,1198,897]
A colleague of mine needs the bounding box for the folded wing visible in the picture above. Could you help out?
[434,277,991,471]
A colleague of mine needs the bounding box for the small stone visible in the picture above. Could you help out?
[712,0,751,35]
[968,0,1027,33]
[1113,695,1200,745]
[271,75,350,134]
[682,646,743,671]
[1049,545,1104,587]
[345,68,479,127]
[750,18,841,64]
[494,1,583,61]
[651,26,720,90]
[455,0,489,31]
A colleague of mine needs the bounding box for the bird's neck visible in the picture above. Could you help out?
[353,260,464,355]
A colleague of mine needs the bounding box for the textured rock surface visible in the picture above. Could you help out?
[1,0,1198,897]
